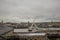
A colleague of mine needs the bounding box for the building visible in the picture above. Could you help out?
[0,22,13,40]
[13,22,60,40]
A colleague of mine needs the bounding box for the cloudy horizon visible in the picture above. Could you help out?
[0,0,60,22]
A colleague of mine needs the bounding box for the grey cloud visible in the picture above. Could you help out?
[0,0,60,22]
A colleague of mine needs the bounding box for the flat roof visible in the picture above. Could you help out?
[17,33,46,36]
[14,29,29,32]
[38,28,60,30]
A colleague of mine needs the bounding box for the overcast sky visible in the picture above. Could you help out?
[0,0,60,22]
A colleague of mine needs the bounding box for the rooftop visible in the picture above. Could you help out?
[0,26,13,35]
